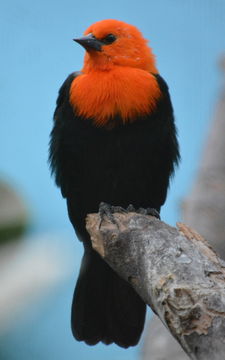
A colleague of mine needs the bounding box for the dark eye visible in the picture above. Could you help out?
[103,34,116,44]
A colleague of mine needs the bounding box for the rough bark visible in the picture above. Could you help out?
[86,212,225,360]
[142,56,225,360]
[142,315,190,360]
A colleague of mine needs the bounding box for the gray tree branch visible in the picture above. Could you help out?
[86,212,225,360]
[142,56,225,360]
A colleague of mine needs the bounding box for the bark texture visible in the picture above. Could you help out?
[142,57,225,360]
[142,315,190,360]
[86,212,225,360]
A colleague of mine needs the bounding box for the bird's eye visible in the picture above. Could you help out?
[103,34,117,44]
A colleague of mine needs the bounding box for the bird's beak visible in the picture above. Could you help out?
[73,33,102,52]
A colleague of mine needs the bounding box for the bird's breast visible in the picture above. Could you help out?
[69,67,161,127]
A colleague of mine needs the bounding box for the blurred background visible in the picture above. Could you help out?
[0,0,225,359]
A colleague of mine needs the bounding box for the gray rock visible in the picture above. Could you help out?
[0,180,28,242]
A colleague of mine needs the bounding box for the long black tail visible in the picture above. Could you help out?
[71,249,146,348]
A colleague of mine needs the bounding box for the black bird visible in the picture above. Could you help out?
[49,19,180,348]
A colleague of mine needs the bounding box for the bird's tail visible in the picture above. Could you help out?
[71,249,146,348]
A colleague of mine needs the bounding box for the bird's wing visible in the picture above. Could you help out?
[155,73,180,171]
[149,73,180,206]
[49,72,81,197]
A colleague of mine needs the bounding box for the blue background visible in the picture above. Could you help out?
[0,0,225,359]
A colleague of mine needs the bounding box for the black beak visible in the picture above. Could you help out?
[73,33,102,52]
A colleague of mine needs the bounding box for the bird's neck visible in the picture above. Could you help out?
[69,66,161,127]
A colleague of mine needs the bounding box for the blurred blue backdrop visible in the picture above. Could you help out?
[0,0,225,359]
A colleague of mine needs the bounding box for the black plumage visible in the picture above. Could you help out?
[49,71,180,348]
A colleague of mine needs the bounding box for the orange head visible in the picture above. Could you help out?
[74,19,158,73]
[70,20,160,126]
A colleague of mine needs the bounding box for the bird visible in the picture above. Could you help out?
[49,19,180,348]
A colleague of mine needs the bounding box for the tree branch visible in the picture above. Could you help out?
[141,56,225,360]
[86,212,225,360]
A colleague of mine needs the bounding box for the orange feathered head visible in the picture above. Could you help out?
[74,19,157,73]
[71,19,160,126]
